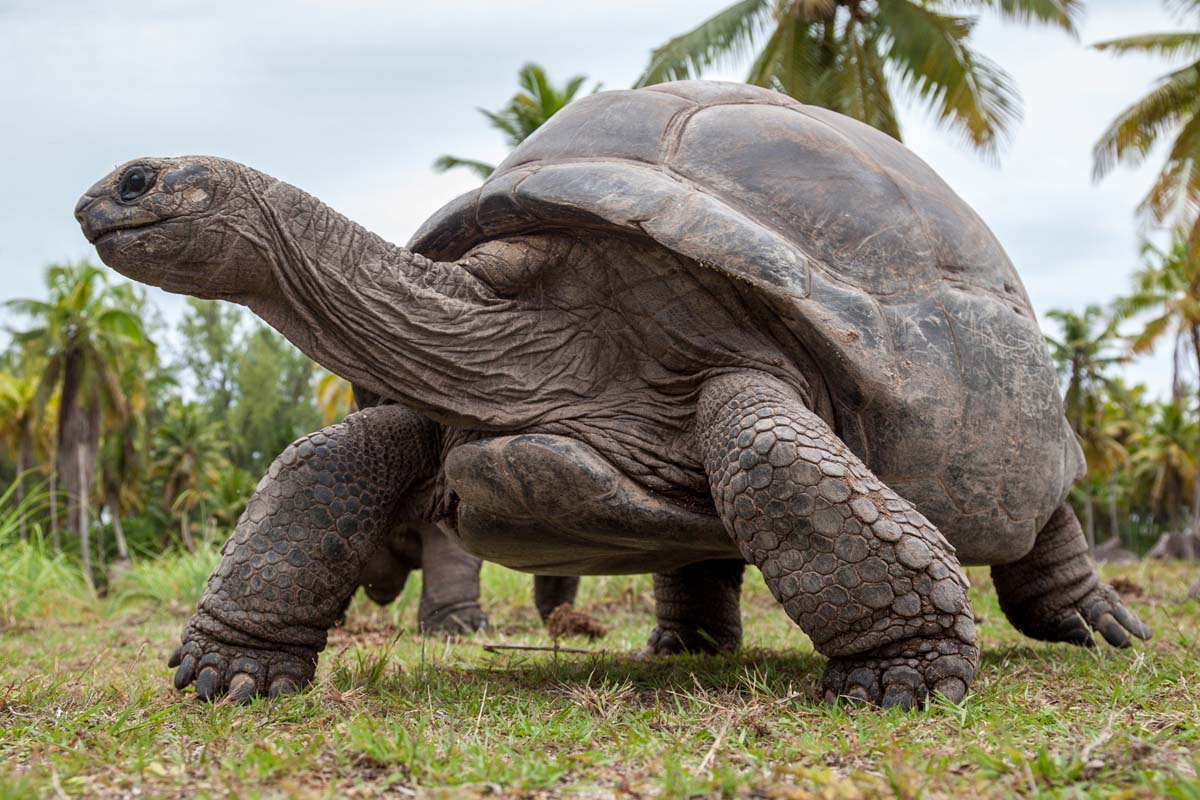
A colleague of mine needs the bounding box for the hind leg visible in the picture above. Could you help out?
[696,371,978,709]
[534,576,581,623]
[359,524,422,607]
[416,523,488,633]
[646,559,744,654]
[992,503,1151,647]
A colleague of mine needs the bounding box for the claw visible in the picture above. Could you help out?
[845,684,872,703]
[1095,611,1131,648]
[226,673,257,704]
[268,676,298,698]
[1059,613,1095,648]
[167,646,183,668]
[195,666,222,701]
[881,684,915,710]
[933,677,966,704]
[1112,604,1152,641]
[174,655,197,690]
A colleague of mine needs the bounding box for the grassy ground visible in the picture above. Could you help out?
[1,544,1197,798]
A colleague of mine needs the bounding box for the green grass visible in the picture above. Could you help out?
[1,553,1197,798]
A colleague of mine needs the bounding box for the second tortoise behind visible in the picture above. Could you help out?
[76,80,1149,708]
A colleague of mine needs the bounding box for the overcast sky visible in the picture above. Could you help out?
[0,0,1182,395]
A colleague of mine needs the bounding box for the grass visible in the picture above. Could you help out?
[0,547,1197,798]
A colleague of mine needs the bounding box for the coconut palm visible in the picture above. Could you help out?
[153,401,229,552]
[315,370,356,425]
[1092,3,1200,249]
[4,263,151,587]
[434,63,597,179]
[1045,305,1129,548]
[636,0,1081,157]
[1115,237,1200,531]
[96,336,167,565]
[0,372,40,540]
[1132,398,1197,529]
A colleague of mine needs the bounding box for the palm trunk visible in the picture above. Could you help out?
[48,465,59,549]
[76,446,94,592]
[105,484,130,561]
[1082,492,1096,553]
[1107,481,1121,544]
[16,430,29,541]
[57,349,101,589]
[180,511,195,553]
[1191,325,1200,537]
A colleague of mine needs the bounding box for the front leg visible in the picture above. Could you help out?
[696,372,978,709]
[169,405,439,701]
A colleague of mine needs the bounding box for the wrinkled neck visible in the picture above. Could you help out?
[242,178,509,427]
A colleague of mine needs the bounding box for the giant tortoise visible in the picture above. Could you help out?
[75,80,1149,708]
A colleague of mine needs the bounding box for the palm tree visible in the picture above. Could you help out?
[434,63,597,178]
[96,338,166,565]
[154,401,229,552]
[207,467,258,533]
[1045,305,1129,548]
[4,263,151,587]
[636,0,1081,158]
[315,370,356,425]
[1132,398,1197,530]
[0,371,40,540]
[1116,237,1200,532]
[1092,3,1200,250]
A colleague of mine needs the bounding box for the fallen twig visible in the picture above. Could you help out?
[480,642,596,655]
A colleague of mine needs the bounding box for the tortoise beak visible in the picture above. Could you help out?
[74,192,102,243]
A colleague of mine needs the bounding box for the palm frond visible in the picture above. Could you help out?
[1091,62,1200,182]
[879,0,1021,158]
[1093,31,1200,59]
[635,0,776,87]
[1138,109,1200,223]
[431,155,495,180]
[945,0,1083,35]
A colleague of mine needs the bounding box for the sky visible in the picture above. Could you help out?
[0,0,1183,396]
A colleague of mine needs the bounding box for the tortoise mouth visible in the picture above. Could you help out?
[88,220,158,245]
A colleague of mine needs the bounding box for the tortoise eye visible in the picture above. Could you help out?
[118,167,154,201]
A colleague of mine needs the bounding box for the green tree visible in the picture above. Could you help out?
[1132,398,1197,530]
[4,263,151,587]
[315,370,356,426]
[1116,237,1200,532]
[1045,305,1129,548]
[0,371,40,540]
[434,63,597,179]
[96,322,169,565]
[636,0,1081,157]
[154,401,229,552]
[177,298,243,417]
[227,324,322,474]
[1092,2,1200,251]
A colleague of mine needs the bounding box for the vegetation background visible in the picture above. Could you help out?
[2,0,1199,797]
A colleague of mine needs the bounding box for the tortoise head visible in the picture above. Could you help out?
[75,156,274,300]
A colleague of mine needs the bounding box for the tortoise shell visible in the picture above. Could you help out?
[410,81,1079,563]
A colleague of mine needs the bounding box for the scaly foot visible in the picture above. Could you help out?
[822,636,978,709]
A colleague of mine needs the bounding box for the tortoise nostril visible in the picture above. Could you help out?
[74,194,95,222]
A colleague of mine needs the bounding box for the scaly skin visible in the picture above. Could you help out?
[647,560,744,654]
[696,371,978,709]
[992,504,1151,647]
[169,405,439,701]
